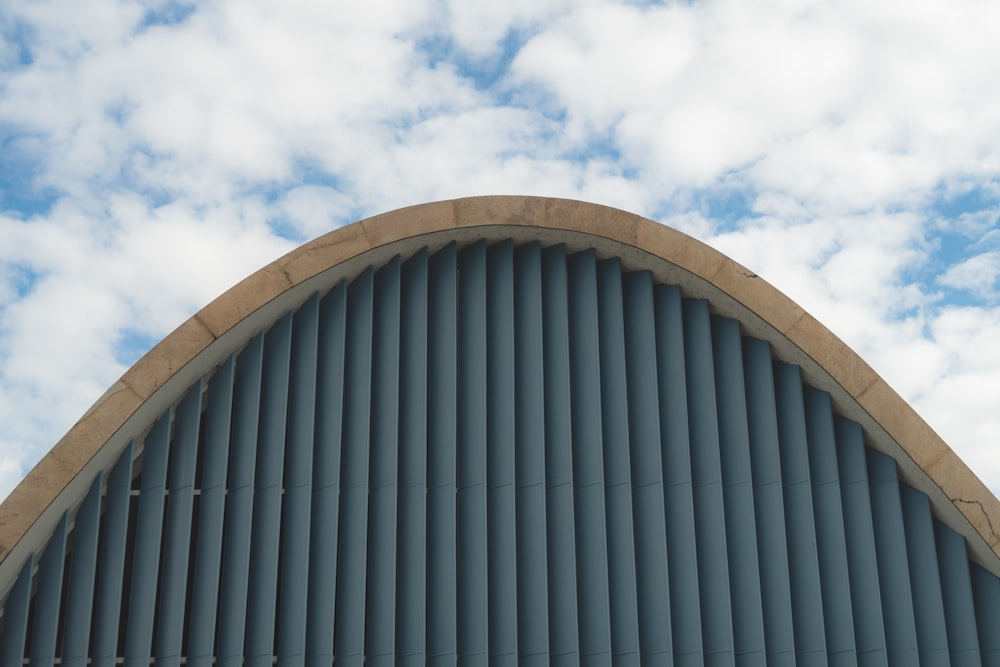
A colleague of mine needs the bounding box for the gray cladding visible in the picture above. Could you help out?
[1,240,998,666]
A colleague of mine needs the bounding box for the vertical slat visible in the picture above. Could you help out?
[91,442,134,667]
[277,294,320,664]
[155,382,203,667]
[397,251,429,666]
[622,271,672,666]
[124,409,171,666]
[335,267,374,667]
[61,472,104,667]
[835,418,888,667]
[867,449,919,666]
[972,564,1000,667]
[804,388,857,665]
[774,362,827,663]
[28,512,67,667]
[186,357,235,667]
[712,316,766,667]
[682,299,733,667]
[277,294,319,663]
[541,245,580,666]
[742,339,795,667]
[596,259,640,667]
[367,257,402,667]
[655,285,703,667]
[487,242,518,665]
[0,553,34,666]
[427,244,458,667]
[514,243,550,665]
[901,486,950,666]
[935,522,982,667]
[246,313,293,666]
[458,242,489,666]
[568,250,613,667]
[217,334,264,667]
[306,282,347,666]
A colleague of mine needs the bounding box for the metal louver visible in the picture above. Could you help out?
[1,239,997,666]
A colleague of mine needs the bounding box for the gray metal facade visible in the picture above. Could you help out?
[1,239,998,666]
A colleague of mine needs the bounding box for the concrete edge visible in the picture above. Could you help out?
[2,194,997,592]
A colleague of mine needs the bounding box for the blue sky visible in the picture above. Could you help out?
[1,0,1000,501]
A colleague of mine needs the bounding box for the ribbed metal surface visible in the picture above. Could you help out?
[1,240,998,665]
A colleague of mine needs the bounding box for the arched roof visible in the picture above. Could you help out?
[1,194,998,595]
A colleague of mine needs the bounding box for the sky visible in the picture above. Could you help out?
[1,0,999,503]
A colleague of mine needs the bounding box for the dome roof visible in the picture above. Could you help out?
[1,196,997,665]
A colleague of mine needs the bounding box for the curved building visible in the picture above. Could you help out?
[1,196,999,666]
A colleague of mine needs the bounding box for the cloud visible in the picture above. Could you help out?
[510,0,1000,212]
[939,251,1000,299]
[3,0,1000,503]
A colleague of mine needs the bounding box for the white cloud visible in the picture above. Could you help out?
[3,0,1000,505]
[510,0,1000,211]
[939,252,1000,299]
[272,186,357,240]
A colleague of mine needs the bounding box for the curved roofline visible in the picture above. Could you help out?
[2,195,998,593]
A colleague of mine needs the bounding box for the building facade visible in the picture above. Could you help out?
[1,196,999,666]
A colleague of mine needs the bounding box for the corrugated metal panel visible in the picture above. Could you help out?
[3,239,1000,665]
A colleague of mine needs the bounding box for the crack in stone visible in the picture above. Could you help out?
[954,498,1000,542]
[739,270,758,278]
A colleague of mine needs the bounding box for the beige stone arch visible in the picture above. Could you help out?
[1,195,997,596]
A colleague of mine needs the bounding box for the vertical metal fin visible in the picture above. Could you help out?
[91,441,134,667]
[683,300,734,667]
[655,285,702,667]
[457,242,489,666]
[61,472,104,667]
[867,449,920,666]
[246,313,292,666]
[804,388,857,664]
[278,293,320,664]
[124,408,171,667]
[597,259,640,667]
[972,563,1000,666]
[155,381,203,667]
[568,249,612,666]
[835,418,888,667]
[0,553,34,666]
[186,356,234,667]
[29,512,68,667]
[366,257,401,667]
[397,251,429,666]
[743,338,796,667]
[623,271,672,666]
[487,241,518,666]
[901,485,950,665]
[514,243,550,666]
[541,244,580,667]
[306,282,347,666]
[217,334,264,667]
[713,316,766,667]
[334,267,374,667]
[775,362,827,662]
[935,522,982,667]
[426,243,458,667]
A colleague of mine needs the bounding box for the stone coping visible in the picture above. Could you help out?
[2,195,998,596]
